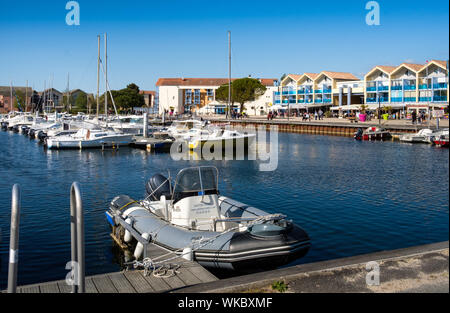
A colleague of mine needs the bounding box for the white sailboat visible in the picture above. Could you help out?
[45,34,133,149]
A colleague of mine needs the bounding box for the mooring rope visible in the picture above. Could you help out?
[128,213,285,278]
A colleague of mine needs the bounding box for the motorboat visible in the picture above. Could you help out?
[105,166,310,271]
[46,128,134,149]
[354,126,391,141]
[431,128,449,147]
[399,129,434,143]
[166,119,207,139]
[5,114,35,132]
[187,128,256,150]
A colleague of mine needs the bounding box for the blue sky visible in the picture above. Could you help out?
[0,0,448,93]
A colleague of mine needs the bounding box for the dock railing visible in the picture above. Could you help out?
[69,182,85,293]
[7,184,21,293]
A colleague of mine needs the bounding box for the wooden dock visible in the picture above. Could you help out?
[8,243,218,293]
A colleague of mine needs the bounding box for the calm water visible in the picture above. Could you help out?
[0,130,448,289]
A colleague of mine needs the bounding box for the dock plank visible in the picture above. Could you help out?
[39,282,60,293]
[91,275,118,293]
[57,281,72,293]
[19,284,40,293]
[188,265,218,283]
[123,270,154,293]
[160,273,186,290]
[141,271,172,293]
[108,272,137,293]
[176,266,204,286]
[85,277,99,293]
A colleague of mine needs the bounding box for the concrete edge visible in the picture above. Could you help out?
[174,241,449,293]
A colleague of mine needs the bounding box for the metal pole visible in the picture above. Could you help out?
[143,112,148,137]
[70,182,85,293]
[7,184,21,293]
[105,33,108,121]
[96,35,100,119]
[378,96,381,126]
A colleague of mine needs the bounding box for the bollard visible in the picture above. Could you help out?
[70,182,85,293]
[143,113,149,138]
[7,184,21,293]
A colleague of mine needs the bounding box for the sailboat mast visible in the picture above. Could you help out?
[10,81,13,112]
[105,33,108,121]
[228,31,231,120]
[96,35,100,119]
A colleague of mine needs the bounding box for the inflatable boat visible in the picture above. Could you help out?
[105,166,310,271]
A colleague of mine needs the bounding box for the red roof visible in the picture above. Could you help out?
[139,90,156,95]
[156,78,277,87]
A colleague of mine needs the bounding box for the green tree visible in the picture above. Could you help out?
[71,91,88,113]
[98,83,144,113]
[215,78,267,113]
[232,78,266,112]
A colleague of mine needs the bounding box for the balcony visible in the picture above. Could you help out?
[367,97,377,103]
[379,97,389,102]
[433,96,447,102]
[314,99,323,103]
[305,90,312,94]
[404,85,416,91]
[433,83,448,89]
[391,86,402,90]
[404,97,416,102]
[282,91,289,95]
[275,100,281,104]
[419,84,430,90]
[323,98,332,103]
[289,100,296,104]
[275,92,280,96]
[366,87,376,92]
[298,99,305,103]
[419,97,431,102]
[323,89,332,94]
[297,90,305,94]
[391,97,402,102]
[282,100,288,104]
[378,86,389,91]
[314,90,322,93]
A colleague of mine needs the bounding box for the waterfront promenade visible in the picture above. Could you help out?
[177,241,449,293]
[202,114,449,129]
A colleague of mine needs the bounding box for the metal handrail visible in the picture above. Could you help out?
[7,184,21,293]
[70,182,85,293]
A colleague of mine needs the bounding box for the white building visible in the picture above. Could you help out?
[156,77,279,116]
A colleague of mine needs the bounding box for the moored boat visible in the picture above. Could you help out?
[355,126,391,141]
[105,166,310,271]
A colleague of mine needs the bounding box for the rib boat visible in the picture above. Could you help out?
[105,166,310,271]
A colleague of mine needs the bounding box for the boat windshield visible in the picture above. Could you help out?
[172,167,219,202]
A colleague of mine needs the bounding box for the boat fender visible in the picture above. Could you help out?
[182,247,193,261]
[124,218,133,243]
[134,233,150,260]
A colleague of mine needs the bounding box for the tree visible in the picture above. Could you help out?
[98,83,145,113]
[71,91,88,113]
[215,78,267,113]
[232,78,266,113]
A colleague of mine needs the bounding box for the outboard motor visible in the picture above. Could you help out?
[145,174,172,201]
[354,128,363,141]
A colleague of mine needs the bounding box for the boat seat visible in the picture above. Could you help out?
[146,174,172,201]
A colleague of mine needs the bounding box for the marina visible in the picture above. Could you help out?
[0,123,448,291]
[0,0,448,298]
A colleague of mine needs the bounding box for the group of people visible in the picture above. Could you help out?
[411,110,429,124]
[267,109,325,121]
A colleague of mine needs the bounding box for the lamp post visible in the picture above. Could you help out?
[378,92,381,126]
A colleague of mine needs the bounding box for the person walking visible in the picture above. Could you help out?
[411,110,417,124]
[314,111,318,120]
[319,109,324,120]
